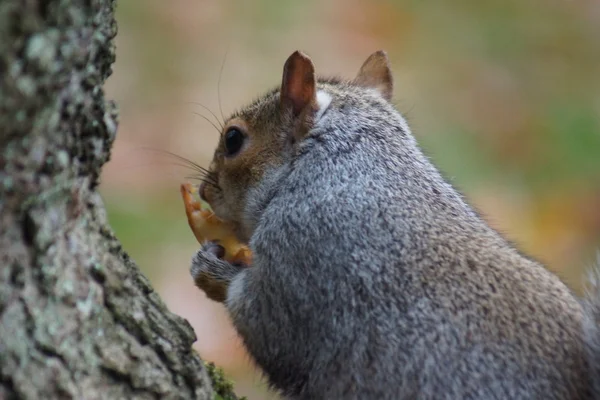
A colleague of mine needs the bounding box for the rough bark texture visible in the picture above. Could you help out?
[0,1,239,399]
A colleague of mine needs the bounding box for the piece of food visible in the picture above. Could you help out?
[180,183,252,265]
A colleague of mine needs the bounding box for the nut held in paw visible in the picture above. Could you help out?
[180,183,252,265]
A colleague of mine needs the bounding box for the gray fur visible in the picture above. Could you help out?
[584,254,600,399]
[192,79,596,399]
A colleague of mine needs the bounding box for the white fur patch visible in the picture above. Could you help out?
[315,90,332,122]
[227,271,247,305]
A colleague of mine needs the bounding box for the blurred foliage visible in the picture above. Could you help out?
[105,195,189,276]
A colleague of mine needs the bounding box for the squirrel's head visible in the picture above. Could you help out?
[200,50,393,242]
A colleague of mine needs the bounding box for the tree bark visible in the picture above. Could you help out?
[0,1,238,399]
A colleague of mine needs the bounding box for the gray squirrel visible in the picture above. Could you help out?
[190,50,600,399]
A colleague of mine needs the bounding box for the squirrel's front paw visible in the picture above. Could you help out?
[191,241,244,303]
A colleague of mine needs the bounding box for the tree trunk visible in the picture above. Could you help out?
[0,1,238,399]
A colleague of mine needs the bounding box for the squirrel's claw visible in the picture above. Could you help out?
[191,242,244,303]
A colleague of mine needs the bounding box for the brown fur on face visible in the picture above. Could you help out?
[202,89,292,242]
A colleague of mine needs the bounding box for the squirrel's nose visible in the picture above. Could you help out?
[199,182,208,202]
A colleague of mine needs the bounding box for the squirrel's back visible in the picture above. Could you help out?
[247,79,591,399]
[198,51,596,399]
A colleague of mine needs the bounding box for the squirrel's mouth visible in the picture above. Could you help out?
[199,181,252,243]
[198,181,211,203]
[199,181,224,216]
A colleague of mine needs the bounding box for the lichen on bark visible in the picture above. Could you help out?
[0,1,239,399]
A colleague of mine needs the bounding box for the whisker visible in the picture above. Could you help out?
[185,175,222,190]
[191,111,221,133]
[136,147,215,177]
[184,171,219,186]
[185,168,218,180]
[145,148,208,171]
[186,101,224,130]
[217,46,229,124]
[172,164,218,183]
[185,178,221,194]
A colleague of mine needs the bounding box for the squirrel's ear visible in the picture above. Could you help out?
[281,51,316,116]
[354,50,393,101]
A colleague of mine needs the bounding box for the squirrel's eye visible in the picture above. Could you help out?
[224,128,245,156]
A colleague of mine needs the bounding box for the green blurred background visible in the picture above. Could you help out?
[101,1,600,398]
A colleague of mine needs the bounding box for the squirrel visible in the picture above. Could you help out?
[190,50,600,399]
